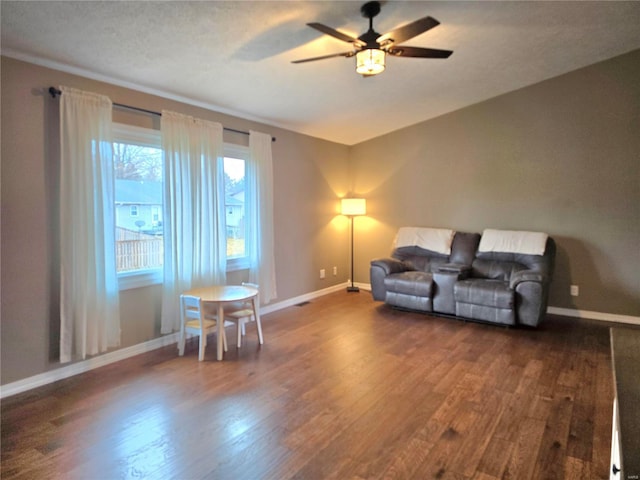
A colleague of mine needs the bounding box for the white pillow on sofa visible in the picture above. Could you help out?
[393,227,455,255]
[479,229,548,255]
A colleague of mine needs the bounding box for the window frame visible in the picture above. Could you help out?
[113,124,252,290]
[113,123,164,291]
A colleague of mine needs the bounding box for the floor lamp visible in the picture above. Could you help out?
[341,198,366,293]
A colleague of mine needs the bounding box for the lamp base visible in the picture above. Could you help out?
[346,286,360,293]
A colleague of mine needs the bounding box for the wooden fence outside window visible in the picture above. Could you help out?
[116,238,163,272]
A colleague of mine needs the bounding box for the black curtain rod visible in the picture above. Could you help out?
[48,87,275,142]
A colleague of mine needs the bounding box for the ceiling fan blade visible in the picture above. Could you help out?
[378,16,440,46]
[307,23,365,47]
[387,46,453,59]
[291,51,355,64]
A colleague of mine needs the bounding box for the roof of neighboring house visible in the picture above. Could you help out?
[230,190,244,203]
[226,196,242,207]
[116,179,244,207]
[115,180,162,205]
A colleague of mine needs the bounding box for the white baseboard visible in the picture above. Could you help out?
[0,333,181,399]
[546,307,640,326]
[0,283,349,400]
[260,282,348,315]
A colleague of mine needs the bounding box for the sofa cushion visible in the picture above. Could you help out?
[454,279,514,309]
[449,232,481,266]
[474,237,556,275]
[471,259,526,281]
[393,246,449,273]
[384,271,433,297]
[456,303,515,325]
[385,292,432,312]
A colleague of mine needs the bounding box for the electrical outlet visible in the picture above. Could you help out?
[333,266,337,276]
[570,285,579,297]
[320,269,325,279]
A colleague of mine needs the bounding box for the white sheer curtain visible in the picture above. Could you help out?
[59,86,120,363]
[160,110,226,334]
[247,130,277,304]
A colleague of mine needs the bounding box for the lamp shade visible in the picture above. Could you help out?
[355,49,385,75]
[341,198,367,216]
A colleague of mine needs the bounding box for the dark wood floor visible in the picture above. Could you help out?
[2,290,617,479]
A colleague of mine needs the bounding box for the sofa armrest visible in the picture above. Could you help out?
[432,264,471,315]
[438,263,471,276]
[370,258,413,301]
[509,270,547,289]
[370,257,413,276]
[511,272,551,327]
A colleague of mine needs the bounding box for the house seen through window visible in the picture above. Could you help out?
[113,123,250,289]
[224,155,246,261]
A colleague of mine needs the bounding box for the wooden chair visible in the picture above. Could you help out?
[178,294,228,361]
[224,283,264,348]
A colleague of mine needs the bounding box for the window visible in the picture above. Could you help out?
[223,144,250,271]
[113,124,252,289]
[113,123,163,290]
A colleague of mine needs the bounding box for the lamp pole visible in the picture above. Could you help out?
[347,214,359,292]
[341,197,366,293]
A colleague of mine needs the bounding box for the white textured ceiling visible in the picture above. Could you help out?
[2,1,640,145]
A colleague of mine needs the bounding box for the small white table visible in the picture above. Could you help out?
[183,285,260,361]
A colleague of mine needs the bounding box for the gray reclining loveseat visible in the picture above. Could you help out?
[370,228,556,327]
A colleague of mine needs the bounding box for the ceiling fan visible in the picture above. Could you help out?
[292,1,453,77]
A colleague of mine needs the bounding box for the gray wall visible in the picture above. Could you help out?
[350,49,640,316]
[1,56,350,385]
[2,50,639,386]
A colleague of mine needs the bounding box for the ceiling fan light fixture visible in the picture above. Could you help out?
[293,2,452,75]
[355,48,385,75]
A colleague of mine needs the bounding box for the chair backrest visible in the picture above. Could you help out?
[181,294,204,328]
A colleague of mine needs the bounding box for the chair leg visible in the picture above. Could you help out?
[255,316,264,345]
[222,327,228,352]
[252,299,264,345]
[178,327,186,356]
[198,333,206,361]
[237,320,243,348]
